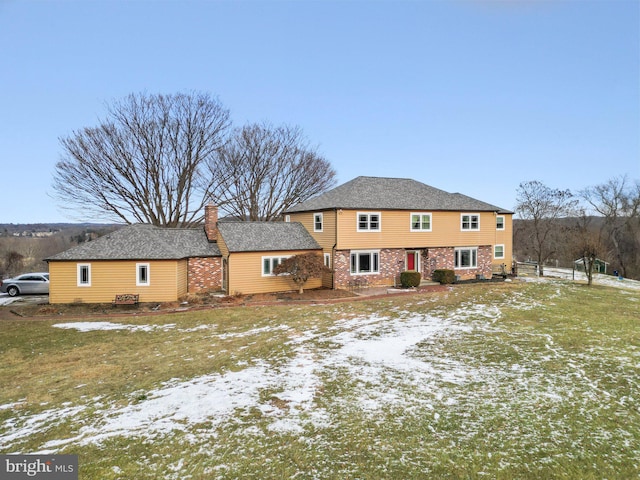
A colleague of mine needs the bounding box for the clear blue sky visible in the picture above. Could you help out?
[1,0,638,224]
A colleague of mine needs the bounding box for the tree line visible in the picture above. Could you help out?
[52,92,337,226]
[0,225,117,278]
[514,177,640,282]
[8,90,640,284]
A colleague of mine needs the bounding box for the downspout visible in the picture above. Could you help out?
[225,253,230,293]
[332,208,339,289]
[494,211,498,276]
[186,258,191,294]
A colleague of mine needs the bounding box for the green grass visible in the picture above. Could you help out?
[1,280,638,479]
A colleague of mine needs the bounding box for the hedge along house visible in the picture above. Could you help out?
[284,176,513,289]
[46,223,222,304]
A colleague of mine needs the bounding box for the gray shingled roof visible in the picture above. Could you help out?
[217,221,320,253]
[46,224,220,261]
[285,176,512,213]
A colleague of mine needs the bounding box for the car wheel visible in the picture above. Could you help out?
[7,286,19,297]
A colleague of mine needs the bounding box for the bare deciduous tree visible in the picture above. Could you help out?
[571,212,607,286]
[2,251,24,277]
[210,123,337,221]
[53,92,231,227]
[515,180,578,275]
[581,176,640,278]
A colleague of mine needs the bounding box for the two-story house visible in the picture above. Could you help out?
[284,176,513,289]
[46,176,512,303]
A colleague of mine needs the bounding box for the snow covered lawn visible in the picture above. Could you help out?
[1,280,638,479]
[543,267,640,290]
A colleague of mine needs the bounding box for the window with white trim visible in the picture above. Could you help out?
[324,253,331,268]
[455,247,478,268]
[357,212,381,231]
[262,256,290,276]
[350,250,379,274]
[77,264,91,287]
[410,213,432,231]
[136,263,150,286]
[284,215,291,223]
[494,244,505,259]
[314,213,323,232]
[496,215,505,230]
[461,214,480,231]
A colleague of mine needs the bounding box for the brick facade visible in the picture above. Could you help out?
[475,245,494,280]
[333,250,351,288]
[333,248,405,288]
[423,245,493,280]
[187,256,222,292]
[333,245,494,289]
[422,247,454,277]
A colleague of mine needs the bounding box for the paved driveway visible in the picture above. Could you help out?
[0,293,49,307]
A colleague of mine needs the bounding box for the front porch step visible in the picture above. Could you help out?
[419,280,440,286]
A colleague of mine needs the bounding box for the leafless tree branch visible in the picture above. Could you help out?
[210,122,337,221]
[53,92,231,227]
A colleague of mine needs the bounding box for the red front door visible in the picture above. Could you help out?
[407,252,416,271]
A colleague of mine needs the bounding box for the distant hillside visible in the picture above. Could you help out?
[514,215,639,280]
[0,224,121,277]
[0,223,119,238]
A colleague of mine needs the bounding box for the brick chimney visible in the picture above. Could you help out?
[204,203,218,241]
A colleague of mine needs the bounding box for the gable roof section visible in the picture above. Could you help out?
[217,221,321,253]
[47,224,220,261]
[285,176,512,213]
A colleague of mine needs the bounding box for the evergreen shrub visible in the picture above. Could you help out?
[400,270,421,288]
[432,269,456,284]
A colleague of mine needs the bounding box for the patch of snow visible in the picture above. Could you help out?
[1,405,87,452]
[3,282,635,460]
[0,296,19,307]
[0,401,25,410]
[52,322,176,332]
[543,268,640,291]
[216,324,290,339]
[180,324,216,332]
[39,366,269,450]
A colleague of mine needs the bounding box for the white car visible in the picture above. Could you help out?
[0,273,50,296]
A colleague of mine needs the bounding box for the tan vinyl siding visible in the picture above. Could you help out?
[492,214,513,269]
[289,211,336,252]
[227,250,322,295]
[49,260,183,304]
[335,210,507,249]
[176,259,188,298]
[288,211,337,289]
[291,209,513,280]
[217,235,230,257]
